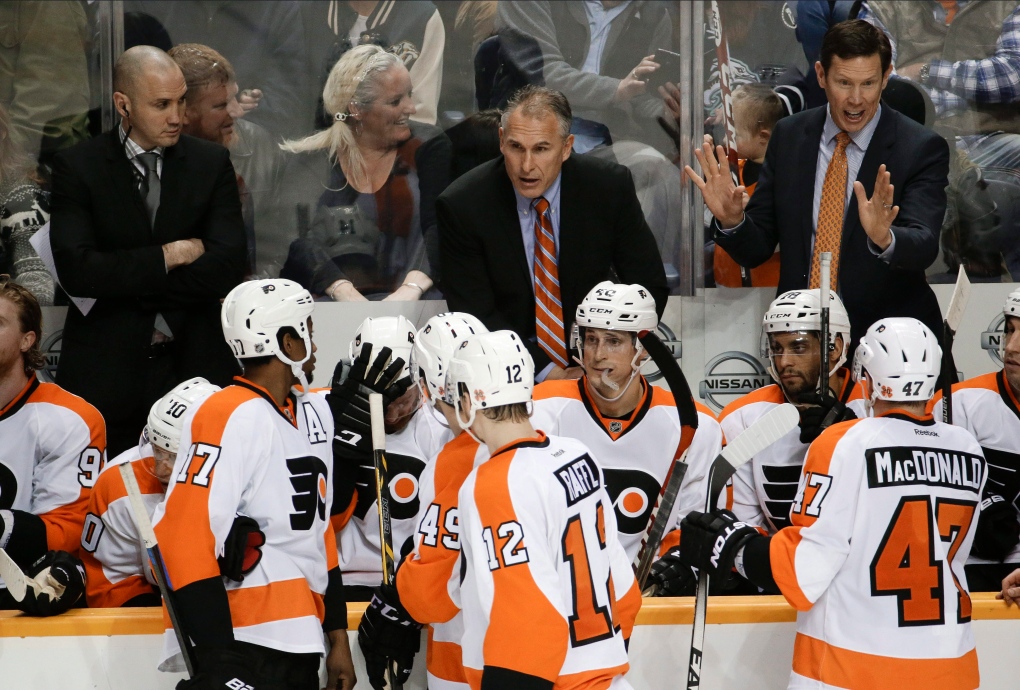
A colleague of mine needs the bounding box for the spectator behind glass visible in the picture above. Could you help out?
[0,1,90,169]
[281,44,451,302]
[0,102,52,305]
[169,43,288,279]
[712,83,785,288]
[302,0,445,126]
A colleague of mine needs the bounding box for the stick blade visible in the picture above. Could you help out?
[0,547,28,602]
[707,403,799,507]
[945,265,972,334]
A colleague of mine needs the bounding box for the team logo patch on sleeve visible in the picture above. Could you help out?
[555,454,601,506]
[866,447,985,492]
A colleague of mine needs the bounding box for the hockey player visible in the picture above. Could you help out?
[680,318,985,689]
[529,281,723,595]
[81,378,220,608]
[331,315,452,600]
[930,288,1020,591]
[0,275,104,615]
[357,312,490,690]
[153,279,355,690]
[453,330,640,690]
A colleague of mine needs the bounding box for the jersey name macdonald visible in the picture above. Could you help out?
[866,446,985,491]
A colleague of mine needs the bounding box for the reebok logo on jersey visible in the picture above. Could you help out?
[866,446,985,492]
[287,456,329,530]
[914,428,939,437]
[555,453,601,506]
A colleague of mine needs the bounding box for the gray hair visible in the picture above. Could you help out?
[500,85,572,139]
[280,45,403,188]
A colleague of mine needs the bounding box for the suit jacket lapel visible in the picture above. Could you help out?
[493,157,532,288]
[104,129,150,231]
[796,109,826,262]
[155,141,185,242]
[557,157,580,300]
[845,107,896,236]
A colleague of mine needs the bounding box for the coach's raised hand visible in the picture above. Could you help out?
[685,142,747,230]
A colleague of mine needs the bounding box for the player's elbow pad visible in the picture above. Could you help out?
[0,509,48,568]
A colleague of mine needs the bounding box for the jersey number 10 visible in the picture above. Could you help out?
[870,495,976,627]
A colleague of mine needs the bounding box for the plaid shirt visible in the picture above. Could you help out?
[861,2,1020,117]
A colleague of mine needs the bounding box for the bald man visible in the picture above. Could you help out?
[50,46,247,454]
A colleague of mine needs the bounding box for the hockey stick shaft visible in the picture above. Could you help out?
[634,331,698,589]
[942,266,972,425]
[118,463,196,677]
[819,253,831,400]
[687,403,799,689]
[370,394,404,690]
[710,0,739,172]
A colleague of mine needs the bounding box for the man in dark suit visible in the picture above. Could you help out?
[688,20,949,349]
[51,46,247,454]
[438,85,667,381]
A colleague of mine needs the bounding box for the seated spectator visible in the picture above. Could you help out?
[712,83,785,288]
[0,276,101,615]
[81,377,219,609]
[303,0,445,126]
[0,103,52,305]
[168,43,289,279]
[281,44,451,301]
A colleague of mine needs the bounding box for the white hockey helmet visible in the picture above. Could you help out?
[349,315,416,378]
[761,289,852,381]
[221,279,315,384]
[444,330,534,430]
[574,281,658,334]
[1005,288,1020,319]
[411,312,488,401]
[852,318,942,405]
[146,378,221,454]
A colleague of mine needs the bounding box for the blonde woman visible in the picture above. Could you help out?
[282,44,450,301]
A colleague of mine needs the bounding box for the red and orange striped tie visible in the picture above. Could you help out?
[533,197,569,368]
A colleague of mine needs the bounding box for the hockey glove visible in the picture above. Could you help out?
[358,583,422,690]
[797,392,857,444]
[328,344,411,454]
[972,494,1020,561]
[177,643,274,690]
[17,551,86,616]
[678,510,760,582]
[218,516,266,582]
[645,546,699,596]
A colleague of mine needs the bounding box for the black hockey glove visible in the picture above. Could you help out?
[645,546,699,596]
[797,392,857,444]
[678,510,760,582]
[358,583,422,690]
[972,494,1020,561]
[17,551,86,616]
[218,516,266,582]
[177,643,274,690]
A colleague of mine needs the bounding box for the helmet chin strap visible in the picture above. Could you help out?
[279,333,313,397]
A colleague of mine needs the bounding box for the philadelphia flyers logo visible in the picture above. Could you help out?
[354,453,427,521]
[602,468,662,535]
[0,462,17,510]
[287,456,329,530]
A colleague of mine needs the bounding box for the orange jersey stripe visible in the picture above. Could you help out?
[792,632,979,690]
[427,627,468,685]
[227,578,326,628]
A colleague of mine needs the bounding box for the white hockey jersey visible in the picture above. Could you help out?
[719,375,867,533]
[458,433,640,690]
[773,412,985,690]
[338,403,451,587]
[532,379,723,560]
[0,376,106,557]
[397,431,489,690]
[932,371,1020,566]
[153,380,338,667]
[81,446,163,608]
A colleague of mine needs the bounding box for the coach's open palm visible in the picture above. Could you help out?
[685,142,746,229]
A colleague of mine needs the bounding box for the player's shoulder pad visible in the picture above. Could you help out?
[717,384,785,423]
[694,401,717,419]
[29,380,106,435]
[533,379,582,402]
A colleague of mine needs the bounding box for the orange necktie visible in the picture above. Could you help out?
[533,197,569,368]
[939,0,958,24]
[810,132,851,291]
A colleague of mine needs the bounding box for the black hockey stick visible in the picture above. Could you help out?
[119,463,196,677]
[941,266,971,424]
[686,403,799,689]
[818,252,832,401]
[633,331,698,591]
[370,393,404,690]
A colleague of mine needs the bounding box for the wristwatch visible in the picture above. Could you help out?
[919,62,931,85]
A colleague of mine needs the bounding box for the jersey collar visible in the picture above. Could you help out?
[233,376,298,428]
[576,375,652,441]
[489,431,550,459]
[877,408,936,426]
[0,376,38,422]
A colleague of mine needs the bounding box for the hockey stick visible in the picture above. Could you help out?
[634,331,698,591]
[0,547,30,601]
[941,266,971,425]
[370,393,404,690]
[686,403,799,690]
[818,252,832,401]
[118,463,196,677]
